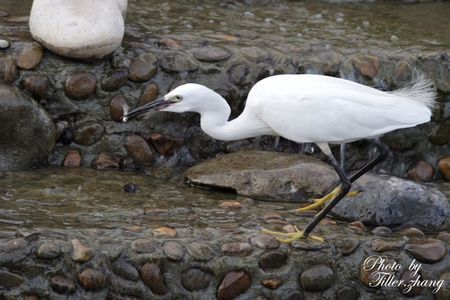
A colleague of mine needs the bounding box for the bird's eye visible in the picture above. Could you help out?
[174,95,182,102]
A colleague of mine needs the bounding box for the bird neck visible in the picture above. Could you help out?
[199,96,272,141]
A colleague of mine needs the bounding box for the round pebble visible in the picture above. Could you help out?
[218,271,251,300]
[163,241,184,261]
[64,72,97,100]
[141,263,168,295]
[36,242,60,259]
[78,269,107,291]
[300,265,335,291]
[181,268,211,291]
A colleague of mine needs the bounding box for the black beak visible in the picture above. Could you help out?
[121,97,171,122]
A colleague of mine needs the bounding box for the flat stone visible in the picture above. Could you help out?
[405,238,446,263]
[335,237,360,255]
[181,268,211,291]
[300,265,335,291]
[71,239,92,262]
[0,56,16,83]
[110,95,129,122]
[438,155,450,180]
[218,271,251,300]
[407,160,435,182]
[0,270,24,288]
[131,239,155,253]
[261,278,283,290]
[397,227,425,238]
[153,226,177,237]
[15,42,44,70]
[437,231,450,244]
[29,0,126,59]
[112,259,139,282]
[372,226,392,237]
[140,263,168,295]
[336,286,360,300]
[163,241,184,261]
[139,83,159,106]
[186,241,214,261]
[102,70,128,92]
[0,84,54,170]
[348,221,367,233]
[36,242,61,259]
[126,135,154,165]
[63,150,81,168]
[251,234,279,250]
[193,47,231,62]
[64,72,96,100]
[221,242,252,256]
[0,238,27,252]
[22,74,50,99]
[258,252,288,270]
[92,152,120,170]
[50,275,76,294]
[78,268,108,291]
[218,201,243,209]
[371,238,405,252]
[128,53,157,82]
[159,51,198,72]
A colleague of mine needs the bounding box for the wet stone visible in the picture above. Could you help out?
[0,270,24,288]
[64,72,97,100]
[153,226,176,237]
[0,56,17,83]
[141,263,168,295]
[397,227,425,238]
[71,239,92,262]
[407,160,435,182]
[398,270,423,297]
[163,241,184,261]
[251,234,279,250]
[0,39,10,49]
[372,226,392,237]
[36,242,60,259]
[371,238,405,252]
[110,95,129,122]
[218,201,243,209]
[261,278,282,290]
[284,290,305,300]
[228,64,249,85]
[0,238,27,252]
[258,252,288,270]
[92,152,120,170]
[74,123,104,146]
[123,183,140,193]
[336,286,360,300]
[351,54,380,78]
[291,240,328,251]
[50,275,76,294]
[128,53,157,82]
[429,120,450,145]
[187,241,214,261]
[182,268,211,291]
[404,238,446,263]
[22,74,50,99]
[15,42,44,70]
[159,51,198,72]
[335,237,360,256]
[112,259,139,282]
[193,47,232,62]
[63,150,81,168]
[126,135,154,165]
[78,268,108,291]
[131,238,155,253]
[437,231,450,244]
[300,265,335,291]
[139,83,159,106]
[436,272,450,300]
[101,70,128,92]
[148,133,183,156]
[438,155,450,180]
[159,38,182,50]
[221,242,252,256]
[218,271,251,300]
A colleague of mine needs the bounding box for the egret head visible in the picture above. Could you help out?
[122,83,220,121]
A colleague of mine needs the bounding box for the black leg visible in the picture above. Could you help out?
[303,140,388,237]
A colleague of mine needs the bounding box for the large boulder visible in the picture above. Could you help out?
[0,84,55,170]
[185,151,449,231]
[29,0,127,59]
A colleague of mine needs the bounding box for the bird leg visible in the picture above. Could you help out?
[293,186,360,213]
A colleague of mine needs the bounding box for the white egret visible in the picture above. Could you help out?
[122,73,436,242]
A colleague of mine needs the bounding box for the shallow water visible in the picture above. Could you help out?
[1,0,449,52]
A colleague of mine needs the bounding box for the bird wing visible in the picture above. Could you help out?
[255,76,431,144]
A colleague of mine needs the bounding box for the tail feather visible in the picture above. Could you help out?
[389,70,437,110]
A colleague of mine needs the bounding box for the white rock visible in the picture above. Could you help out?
[29,0,127,59]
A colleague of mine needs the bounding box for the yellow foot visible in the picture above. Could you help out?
[293,187,361,213]
[261,226,325,243]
